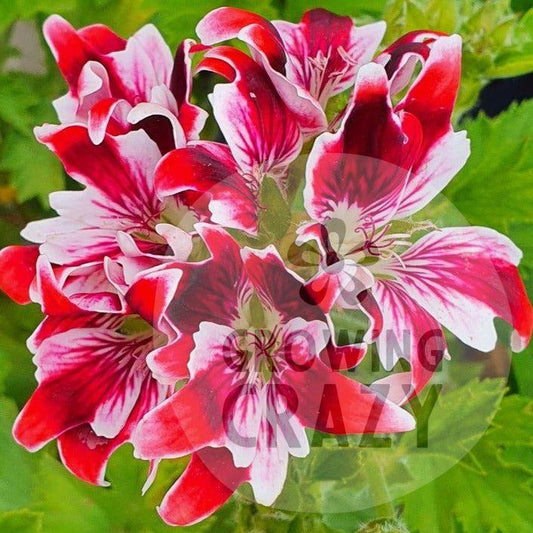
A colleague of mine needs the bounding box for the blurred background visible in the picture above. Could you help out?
[0,1,532,532]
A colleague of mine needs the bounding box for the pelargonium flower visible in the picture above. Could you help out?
[299,35,533,402]
[128,225,415,525]
[0,6,531,528]
[44,15,206,149]
[196,7,385,133]
[0,127,192,315]
[12,300,168,486]
[154,45,304,234]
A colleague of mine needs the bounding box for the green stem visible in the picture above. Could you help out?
[364,454,395,519]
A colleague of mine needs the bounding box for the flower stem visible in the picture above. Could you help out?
[364,453,395,519]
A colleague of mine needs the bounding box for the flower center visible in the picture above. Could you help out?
[306,46,353,106]
[346,218,412,265]
[230,326,283,386]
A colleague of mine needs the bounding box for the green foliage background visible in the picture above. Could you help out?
[0,1,533,532]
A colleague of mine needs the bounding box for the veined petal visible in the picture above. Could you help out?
[285,358,415,434]
[370,280,447,404]
[34,126,161,226]
[27,312,122,352]
[386,227,533,353]
[13,326,159,450]
[304,62,422,227]
[237,25,327,135]
[58,377,167,486]
[273,9,385,106]
[104,24,173,104]
[196,8,327,134]
[201,47,302,185]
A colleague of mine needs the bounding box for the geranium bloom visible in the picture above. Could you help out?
[196,7,385,133]
[154,46,303,234]
[12,300,168,485]
[44,15,206,149]
[0,127,191,314]
[0,6,531,528]
[299,34,533,402]
[129,225,415,525]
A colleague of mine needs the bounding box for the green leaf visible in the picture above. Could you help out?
[0,510,43,533]
[321,379,506,530]
[0,397,40,512]
[33,455,112,533]
[445,99,533,233]
[1,130,64,206]
[0,297,41,405]
[0,75,40,134]
[281,0,387,21]
[400,394,533,533]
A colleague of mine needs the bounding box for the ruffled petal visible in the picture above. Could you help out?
[304,62,422,228]
[384,227,533,353]
[155,142,259,233]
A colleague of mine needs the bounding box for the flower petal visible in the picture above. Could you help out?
[201,47,302,185]
[13,327,158,450]
[158,447,249,526]
[242,246,324,322]
[155,142,259,233]
[273,9,385,105]
[285,358,415,434]
[0,245,39,305]
[386,227,533,352]
[370,280,447,404]
[393,35,469,217]
[304,62,422,227]
[58,377,166,486]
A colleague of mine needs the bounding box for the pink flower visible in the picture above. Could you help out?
[196,7,385,134]
[44,15,206,148]
[129,226,414,525]
[299,35,533,403]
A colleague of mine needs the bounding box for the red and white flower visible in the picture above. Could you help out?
[44,15,206,149]
[154,46,303,234]
[196,7,385,134]
[0,7,530,528]
[300,36,533,402]
[129,227,414,525]
[12,308,168,487]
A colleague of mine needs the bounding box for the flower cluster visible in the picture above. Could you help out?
[0,7,531,526]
